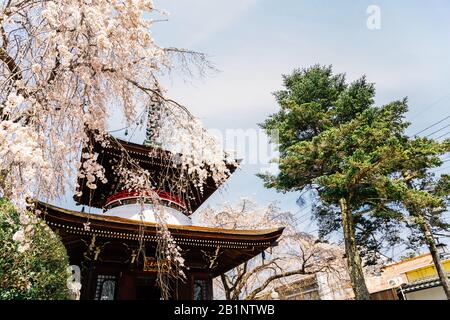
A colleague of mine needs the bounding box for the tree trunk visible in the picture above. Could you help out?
[339,198,371,300]
[220,274,232,300]
[0,169,12,199]
[420,217,450,300]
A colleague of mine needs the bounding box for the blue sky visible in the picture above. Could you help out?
[59,1,450,257]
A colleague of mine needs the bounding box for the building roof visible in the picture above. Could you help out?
[401,274,450,293]
[381,253,434,272]
[366,253,440,294]
[36,202,283,276]
[73,134,238,214]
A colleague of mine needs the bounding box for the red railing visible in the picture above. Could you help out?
[105,190,186,209]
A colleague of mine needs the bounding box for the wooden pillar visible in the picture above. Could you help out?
[80,263,96,300]
[117,271,136,300]
[176,272,194,300]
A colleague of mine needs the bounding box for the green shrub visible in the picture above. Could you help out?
[0,199,70,299]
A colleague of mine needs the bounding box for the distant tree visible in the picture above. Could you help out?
[399,251,418,261]
[0,199,71,299]
[259,65,447,299]
[401,173,450,299]
[196,199,347,300]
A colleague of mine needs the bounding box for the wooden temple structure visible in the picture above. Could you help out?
[37,135,283,300]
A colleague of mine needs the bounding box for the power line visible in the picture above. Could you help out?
[435,131,450,140]
[413,115,450,136]
[410,93,450,120]
[108,108,147,133]
[425,124,450,138]
[293,205,313,224]
[297,213,312,225]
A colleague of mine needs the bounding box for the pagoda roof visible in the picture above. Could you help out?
[37,202,283,276]
[74,134,238,214]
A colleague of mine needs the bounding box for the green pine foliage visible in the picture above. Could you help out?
[260,65,448,244]
[403,173,450,248]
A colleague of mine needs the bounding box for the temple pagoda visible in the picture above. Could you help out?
[37,102,283,300]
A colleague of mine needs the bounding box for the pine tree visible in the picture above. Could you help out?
[401,170,450,299]
[259,65,448,299]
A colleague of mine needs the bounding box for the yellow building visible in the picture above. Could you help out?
[366,253,450,300]
[401,259,450,300]
[405,259,450,282]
